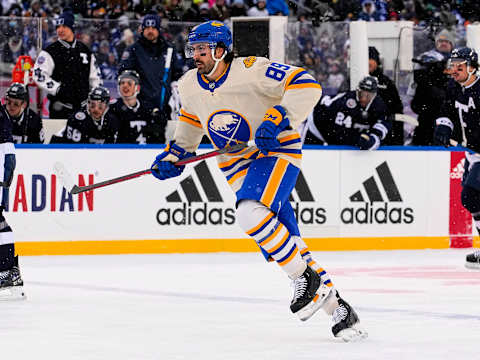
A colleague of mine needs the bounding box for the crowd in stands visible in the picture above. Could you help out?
[0,1,477,145]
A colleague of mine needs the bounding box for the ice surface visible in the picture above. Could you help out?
[1,249,479,359]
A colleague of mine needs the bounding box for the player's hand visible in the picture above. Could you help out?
[255,106,290,155]
[151,141,193,180]
[357,132,380,150]
[433,124,452,147]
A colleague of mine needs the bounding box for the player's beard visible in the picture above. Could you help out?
[196,59,214,75]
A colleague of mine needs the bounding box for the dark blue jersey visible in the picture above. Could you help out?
[307,90,390,146]
[61,108,120,144]
[439,77,480,153]
[0,106,14,144]
[109,98,166,144]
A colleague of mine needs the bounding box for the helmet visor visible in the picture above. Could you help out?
[185,42,215,58]
[447,58,468,70]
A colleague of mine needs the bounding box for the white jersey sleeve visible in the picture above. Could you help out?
[252,57,322,129]
[33,50,60,95]
[174,71,206,153]
[89,54,102,88]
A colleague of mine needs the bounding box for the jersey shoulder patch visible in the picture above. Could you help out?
[75,111,86,121]
[110,98,118,105]
[243,56,257,68]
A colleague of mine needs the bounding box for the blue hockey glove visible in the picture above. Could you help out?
[357,131,381,150]
[151,141,193,180]
[433,122,453,147]
[255,105,290,155]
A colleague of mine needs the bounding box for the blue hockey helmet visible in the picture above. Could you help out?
[357,76,378,93]
[6,82,28,102]
[448,47,478,69]
[88,86,110,103]
[185,21,232,58]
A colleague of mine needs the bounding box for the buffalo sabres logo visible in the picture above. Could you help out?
[243,56,257,68]
[207,110,251,149]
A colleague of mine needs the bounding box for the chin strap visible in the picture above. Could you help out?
[206,47,227,78]
[460,67,477,87]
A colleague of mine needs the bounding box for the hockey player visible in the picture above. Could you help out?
[59,86,119,144]
[2,83,44,144]
[110,70,167,144]
[433,47,480,270]
[0,87,25,300]
[305,76,391,149]
[150,21,366,341]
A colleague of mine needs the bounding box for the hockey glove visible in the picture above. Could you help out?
[357,131,381,150]
[151,141,194,180]
[255,105,290,155]
[433,118,453,147]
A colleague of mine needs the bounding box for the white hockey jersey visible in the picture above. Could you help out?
[175,56,322,191]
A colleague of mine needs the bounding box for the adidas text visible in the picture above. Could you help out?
[156,203,235,225]
[292,202,326,224]
[341,202,414,224]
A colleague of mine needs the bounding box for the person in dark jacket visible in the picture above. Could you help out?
[368,46,404,145]
[118,14,184,121]
[33,10,102,119]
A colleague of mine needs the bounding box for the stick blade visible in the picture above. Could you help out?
[70,185,83,195]
[53,161,76,193]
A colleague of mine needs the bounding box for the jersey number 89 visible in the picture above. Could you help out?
[265,63,291,81]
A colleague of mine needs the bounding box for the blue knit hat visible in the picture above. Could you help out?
[142,14,161,32]
[56,11,75,32]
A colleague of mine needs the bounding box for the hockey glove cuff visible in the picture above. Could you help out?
[151,141,193,180]
[434,118,453,147]
[358,131,381,150]
[255,105,290,155]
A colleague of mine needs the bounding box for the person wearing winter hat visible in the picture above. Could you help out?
[33,9,102,119]
[407,28,453,145]
[435,29,454,56]
[368,46,404,145]
[118,13,184,129]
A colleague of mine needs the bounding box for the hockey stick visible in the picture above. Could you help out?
[394,114,419,127]
[159,47,173,109]
[55,140,256,194]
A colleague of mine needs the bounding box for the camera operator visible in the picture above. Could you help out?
[408,29,453,145]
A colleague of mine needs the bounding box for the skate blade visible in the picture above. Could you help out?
[335,324,368,343]
[0,286,26,301]
[297,284,334,321]
[465,262,480,270]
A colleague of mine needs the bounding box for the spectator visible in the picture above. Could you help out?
[326,60,344,91]
[183,0,204,22]
[4,83,44,144]
[0,35,24,76]
[230,0,248,17]
[99,53,118,80]
[408,29,454,145]
[358,0,382,21]
[111,70,166,144]
[56,86,120,144]
[165,0,186,21]
[209,0,230,22]
[247,0,268,17]
[118,14,184,124]
[267,0,289,16]
[33,10,102,119]
[368,46,404,145]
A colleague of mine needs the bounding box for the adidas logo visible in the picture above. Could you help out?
[341,161,414,224]
[157,161,326,226]
[450,158,465,179]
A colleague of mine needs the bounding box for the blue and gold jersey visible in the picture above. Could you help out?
[175,56,322,192]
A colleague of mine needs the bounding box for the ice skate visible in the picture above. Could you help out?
[290,266,334,321]
[465,250,480,269]
[0,266,25,300]
[331,293,367,342]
